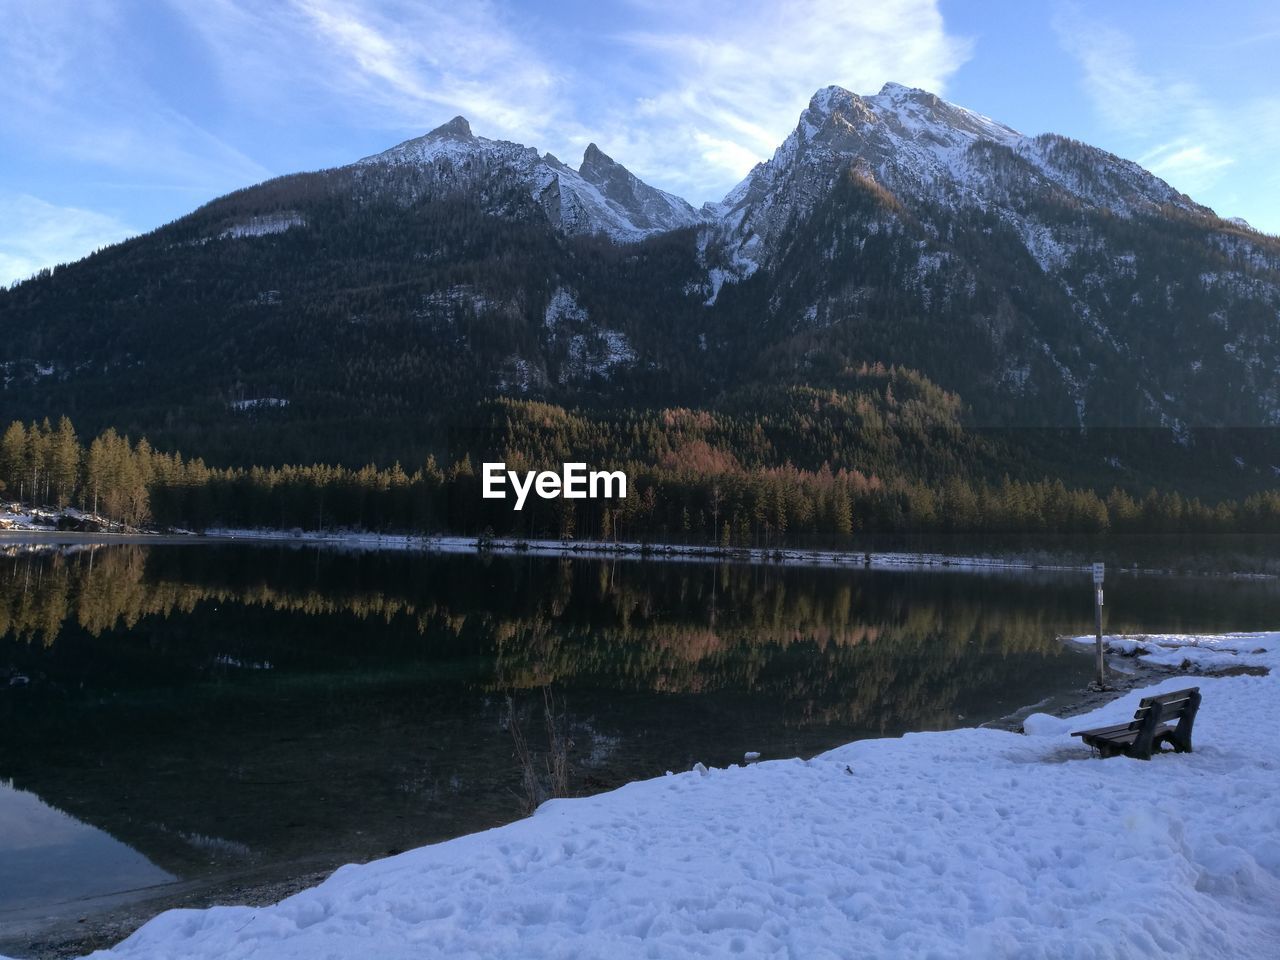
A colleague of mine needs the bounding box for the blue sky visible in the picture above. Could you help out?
[2,0,1278,285]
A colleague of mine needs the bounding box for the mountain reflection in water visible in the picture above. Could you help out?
[0,780,174,913]
[0,541,1274,910]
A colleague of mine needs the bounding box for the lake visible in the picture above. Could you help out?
[1,538,1277,934]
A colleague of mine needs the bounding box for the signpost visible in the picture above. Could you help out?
[1092,562,1106,689]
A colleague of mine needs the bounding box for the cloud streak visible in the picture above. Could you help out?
[1053,7,1274,204]
[0,2,269,191]
[164,0,969,202]
[0,193,136,287]
[586,0,973,199]
[171,0,571,153]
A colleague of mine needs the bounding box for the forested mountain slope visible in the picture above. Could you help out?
[2,84,1278,492]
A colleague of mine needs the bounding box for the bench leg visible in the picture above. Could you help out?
[1161,730,1192,753]
[1169,690,1200,753]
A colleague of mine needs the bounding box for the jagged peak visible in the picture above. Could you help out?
[580,142,630,180]
[876,81,926,99]
[427,115,473,140]
[805,85,860,116]
[795,86,872,145]
[798,82,1020,146]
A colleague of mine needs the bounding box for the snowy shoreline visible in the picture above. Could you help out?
[199,527,1280,580]
[43,632,1278,959]
[5,503,1277,579]
[208,527,1108,574]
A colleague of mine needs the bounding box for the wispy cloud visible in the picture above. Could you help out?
[1138,142,1234,184]
[0,193,136,287]
[0,3,269,192]
[165,0,968,201]
[1053,8,1265,199]
[170,0,571,152]
[594,0,972,200]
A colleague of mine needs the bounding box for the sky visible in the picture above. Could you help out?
[1,0,1278,286]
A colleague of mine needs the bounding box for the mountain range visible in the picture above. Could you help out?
[2,82,1279,483]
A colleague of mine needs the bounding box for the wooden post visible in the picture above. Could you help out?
[1092,562,1106,689]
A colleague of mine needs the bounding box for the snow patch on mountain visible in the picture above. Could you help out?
[1137,384,1192,445]
[1013,135,1200,219]
[495,355,546,395]
[544,287,587,331]
[1200,271,1270,298]
[420,285,496,313]
[410,286,503,336]
[1,359,58,389]
[220,211,305,239]
[1001,362,1032,391]
[701,268,729,307]
[691,225,759,306]
[562,330,637,382]
[229,397,289,412]
[1039,342,1086,426]
[1013,220,1073,272]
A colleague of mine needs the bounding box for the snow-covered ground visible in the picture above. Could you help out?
[0,505,121,533]
[53,633,1280,959]
[1064,631,1279,674]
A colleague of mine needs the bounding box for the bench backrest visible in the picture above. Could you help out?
[1128,687,1199,730]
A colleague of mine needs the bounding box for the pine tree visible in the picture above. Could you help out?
[49,416,80,508]
[0,422,26,500]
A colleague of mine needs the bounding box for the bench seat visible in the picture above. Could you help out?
[1077,723,1175,755]
[1071,687,1200,760]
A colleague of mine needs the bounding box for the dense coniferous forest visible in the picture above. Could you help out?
[5,390,1280,543]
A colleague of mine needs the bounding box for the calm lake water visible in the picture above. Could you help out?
[1,538,1277,925]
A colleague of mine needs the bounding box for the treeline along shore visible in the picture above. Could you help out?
[5,401,1280,544]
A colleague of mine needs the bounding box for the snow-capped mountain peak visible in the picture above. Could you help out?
[792,83,1021,160]
[868,83,1022,145]
[357,117,537,169]
[356,121,702,242]
[687,82,1261,434]
[714,82,1207,270]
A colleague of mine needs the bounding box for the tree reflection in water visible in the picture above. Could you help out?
[0,542,1273,890]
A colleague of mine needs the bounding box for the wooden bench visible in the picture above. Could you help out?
[1071,687,1201,760]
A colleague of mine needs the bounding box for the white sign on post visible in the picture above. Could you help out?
[1091,562,1107,689]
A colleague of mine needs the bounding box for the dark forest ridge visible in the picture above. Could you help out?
[2,84,1279,488]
